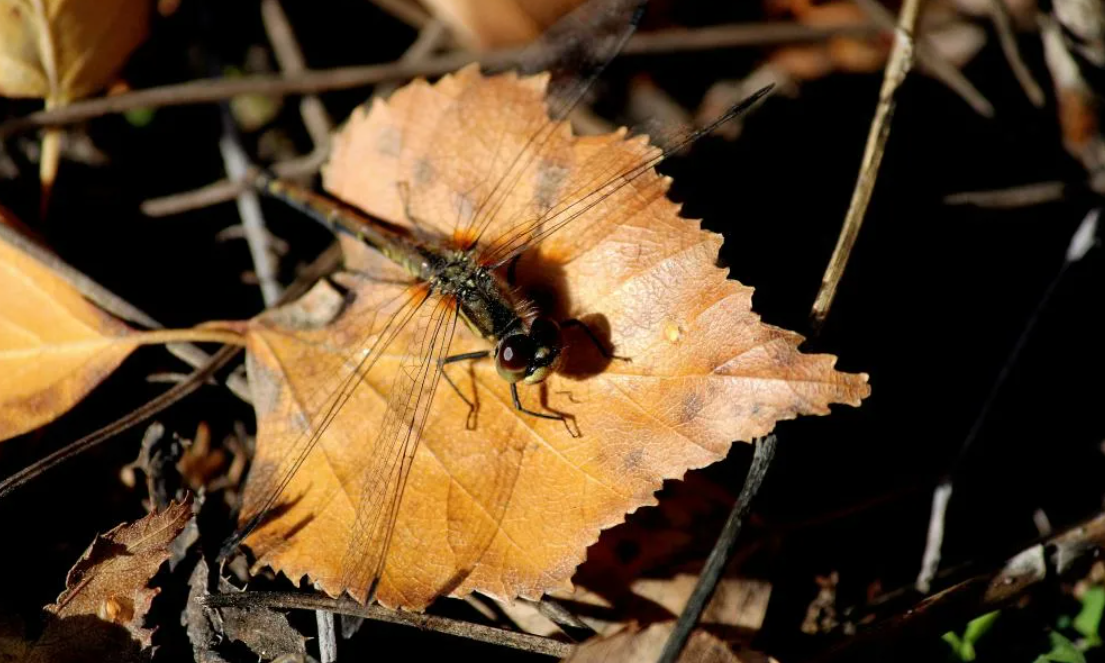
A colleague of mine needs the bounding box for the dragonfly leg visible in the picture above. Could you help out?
[561,318,631,362]
[512,383,580,438]
[440,351,489,430]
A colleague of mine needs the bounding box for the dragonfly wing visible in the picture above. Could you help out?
[336,291,459,603]
[235,269,434,569]
[323,0,645,254]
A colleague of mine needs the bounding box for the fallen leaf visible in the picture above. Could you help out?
[0,498,194,663]
[0,223,139,441]
[564,622,743,663]
[0,0,149,101]
[240,65,870,609]
[0,0,151,202]
[422,0,585,49]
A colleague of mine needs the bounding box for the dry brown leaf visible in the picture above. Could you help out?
[0,225,139,441]
[422,0,585,49]
[0,0,150,199]
[1,498,195,663]
[565,622,744,663]
[0,0,150,102]
[240,65,870,609]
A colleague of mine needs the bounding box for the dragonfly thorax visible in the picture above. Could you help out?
[428,249,562,385]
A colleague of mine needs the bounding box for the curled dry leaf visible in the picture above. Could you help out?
[239,65,870,609]
[422,0,585,49]
[565,622,744,663]
[0,498,195,663]
[0,224,139,441]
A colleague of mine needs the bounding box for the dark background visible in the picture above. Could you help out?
[0,1,1102,661]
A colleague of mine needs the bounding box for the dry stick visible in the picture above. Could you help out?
[141,153,324,217]
[944,180,1070,208]
[853,0,993,117]
[0,22,879,140]
[811,512,1105,663]
[202,592,575,658]
[657,434,777,663]
[261,0,333,157]
[914,209,1100,594]
[987,0,1045,107]
[810,0,924,331]
[0,223,252,402]
[218,113,282,306]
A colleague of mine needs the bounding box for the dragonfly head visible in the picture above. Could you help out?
[495,317,562,385]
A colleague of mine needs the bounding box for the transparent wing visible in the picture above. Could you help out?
[477,85,775,268]
[337,292,460,602]
[228,276,434,562]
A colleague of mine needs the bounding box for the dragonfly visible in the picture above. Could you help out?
[221,0,772,604]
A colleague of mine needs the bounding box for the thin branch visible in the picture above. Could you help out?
[0,22,881,138]
[944,180,1069,208]
[658,434,777,663]
[810,0,924,330]
[914,209,1099,595]
[0,223,252,402]
[853,0,994,118]
[218,110,283,305]
[261,0,333,148]
[987,0,1045,107]
[810,512,1105,662]
[202,591,575,658]
[140,152,324,217]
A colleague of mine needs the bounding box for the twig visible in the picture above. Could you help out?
[810,512,1105,662]
[915,482,953,593]
[315,609,337,663]
[0,223,251,402]
[140,153,324,217]
[261,0,333,151]
[0,21,881,139]
[202,591,575,658]
[987,0,1045,107]
[852,0,994,118]
[218,110,283,306]
[810,0,924,330]
[944,180,1069,208]
[657,434,777,663]
[914,208,1100,594]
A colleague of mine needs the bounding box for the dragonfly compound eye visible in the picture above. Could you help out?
[496,335,534,383]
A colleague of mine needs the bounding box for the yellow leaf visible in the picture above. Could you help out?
[0,221,139,441]
[0,0,151,103]
[239,66,871,609]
